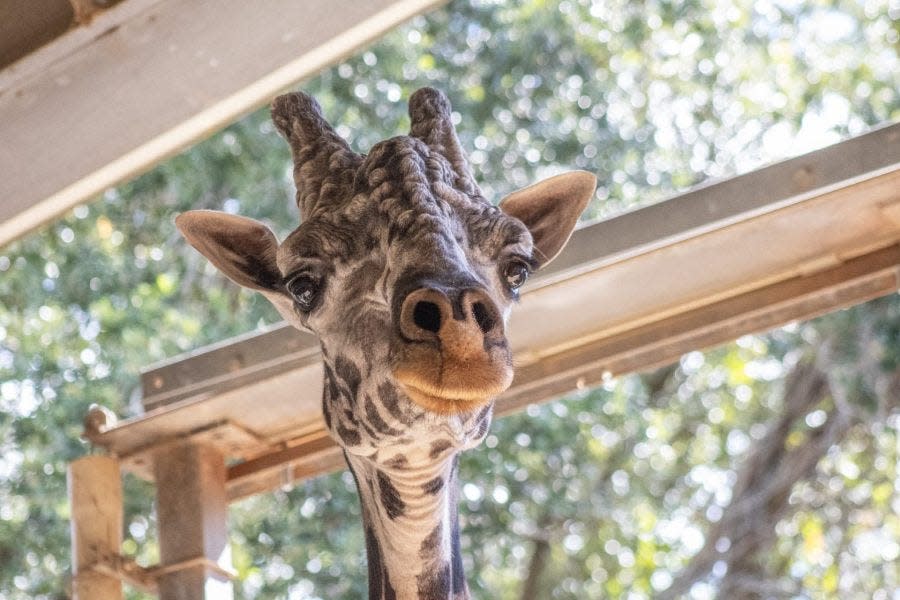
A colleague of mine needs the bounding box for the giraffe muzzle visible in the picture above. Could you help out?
[393,286,513,414]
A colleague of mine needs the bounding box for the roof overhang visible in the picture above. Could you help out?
[0,0,445,247]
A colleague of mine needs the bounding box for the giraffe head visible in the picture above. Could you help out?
[177,88,594,462]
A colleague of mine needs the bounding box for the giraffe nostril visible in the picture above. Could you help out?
[413,301,442,333]
[471,301,495,335]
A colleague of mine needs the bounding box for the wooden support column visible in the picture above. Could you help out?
[68,455,124,600]
[155,443,233,600]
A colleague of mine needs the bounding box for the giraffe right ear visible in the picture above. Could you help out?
[175,211,296,320]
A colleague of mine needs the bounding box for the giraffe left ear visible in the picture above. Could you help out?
[499,170,596,268]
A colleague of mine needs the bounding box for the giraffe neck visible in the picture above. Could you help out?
[344,450,469,600]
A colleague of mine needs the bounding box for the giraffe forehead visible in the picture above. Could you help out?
[355,139,529,259]
[280,137,529,270]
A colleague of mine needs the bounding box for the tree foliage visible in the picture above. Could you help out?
[0,0,898,598]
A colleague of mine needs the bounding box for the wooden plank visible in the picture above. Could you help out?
[112,352,326,459]
[0,0,162,84]
[141,325,319,412]
[0,0,446,247]
[128,166,900,419]
[119,420,266,481]
[226,431,344,501]
[502,245,900,414]
[509,169,900,363]
[68,456,123,600]
[100,172,900,454]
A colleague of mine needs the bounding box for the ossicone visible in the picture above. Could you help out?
[270,92,361,218]
[408,87,478,194]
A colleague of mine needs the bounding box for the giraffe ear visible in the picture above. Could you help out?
[175,211,296,320]
[499,170,596,268]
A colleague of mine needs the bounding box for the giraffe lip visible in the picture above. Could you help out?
[391,346,513,414]
[397,381,495,415]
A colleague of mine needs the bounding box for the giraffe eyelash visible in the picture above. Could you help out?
[521,255,539,270]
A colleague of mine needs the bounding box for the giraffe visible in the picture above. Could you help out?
[176,88,595,599]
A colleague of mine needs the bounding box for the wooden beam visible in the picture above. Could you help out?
[536,123,900,286]
[0,0,445,247]
[154,442,233,599]
[90,127,900,500]
[68,455,123,600]
[503,243,900,414]
[226,430,345,501]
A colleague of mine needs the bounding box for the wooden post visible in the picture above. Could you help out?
[155,442,233,600]
[68,455,124,600]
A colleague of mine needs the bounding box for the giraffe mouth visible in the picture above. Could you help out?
[397,380,499,415]
[393,356,513,415]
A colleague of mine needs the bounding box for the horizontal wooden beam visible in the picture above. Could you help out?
[0,0,445,247]
[503,243,900,414]
[227,431,345,501]
[89,126,900,501]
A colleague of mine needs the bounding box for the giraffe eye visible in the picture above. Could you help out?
[286,274,321,311]
[502,260,530,291]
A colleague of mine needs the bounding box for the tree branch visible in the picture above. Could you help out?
[519,513,553,600]
[657,361,847,600]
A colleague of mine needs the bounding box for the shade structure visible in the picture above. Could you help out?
[85,123,900,501]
